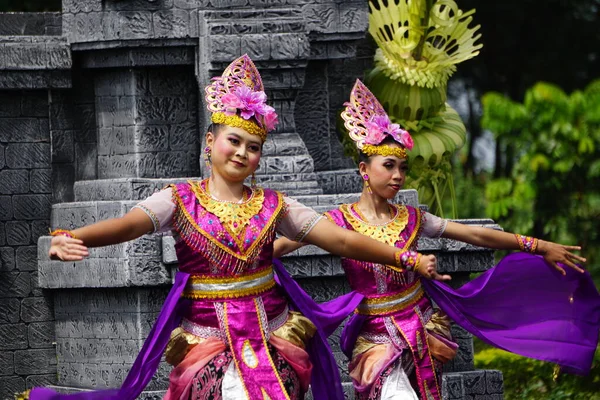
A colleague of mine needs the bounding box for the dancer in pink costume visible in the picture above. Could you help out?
[27,57,449,400]
[275,80,599,400]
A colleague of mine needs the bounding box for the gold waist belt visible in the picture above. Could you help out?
[356,281,424,315]
[182,267,276,300]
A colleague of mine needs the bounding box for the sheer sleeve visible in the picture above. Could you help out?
[277,196,323,242]
[421,211,448,238]
[132,187,175,234]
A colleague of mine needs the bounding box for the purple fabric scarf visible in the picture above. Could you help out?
[422,253,600,375]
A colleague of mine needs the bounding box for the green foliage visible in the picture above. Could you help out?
[481,80,600,276]
[475,345,600,400]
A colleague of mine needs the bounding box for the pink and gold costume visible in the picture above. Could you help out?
[134,179,323,399]
[325,78,600,400]
[326,204,456,400]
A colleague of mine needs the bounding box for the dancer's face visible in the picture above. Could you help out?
[206,125,262,184]
[359,143,408,200]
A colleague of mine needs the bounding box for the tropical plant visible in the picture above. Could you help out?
[475,346,600,400]
[482,79,600,274]
[365,0,482,217]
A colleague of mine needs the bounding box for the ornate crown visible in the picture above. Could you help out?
[341,80,413,159]
[205,55,278,141]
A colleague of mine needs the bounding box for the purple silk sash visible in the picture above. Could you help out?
[422,252,600,375]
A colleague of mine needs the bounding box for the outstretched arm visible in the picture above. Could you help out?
[273,237,305,258]
[49,208,154,261]
[441,221,586,275]
[302,218,450,281]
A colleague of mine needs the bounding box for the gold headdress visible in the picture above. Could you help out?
[341,80,413,160]
[205,55,278,141]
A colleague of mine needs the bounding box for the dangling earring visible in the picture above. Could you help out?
[204,146,212,169]
[363,174,372,194]
[251,172,257,189]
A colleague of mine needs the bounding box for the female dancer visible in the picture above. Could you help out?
[274,80,600,400]
[28,57,448,400]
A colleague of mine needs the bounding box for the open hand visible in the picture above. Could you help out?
[49,235,89,261]
[538,240,586,275]
[418,254,451,282]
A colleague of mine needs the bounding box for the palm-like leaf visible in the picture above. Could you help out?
[369,0,482,89]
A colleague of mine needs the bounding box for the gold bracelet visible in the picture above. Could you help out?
[50,229,78,240]
[414,253,423,273]
[515,234,538,253]
[394,251,403,269]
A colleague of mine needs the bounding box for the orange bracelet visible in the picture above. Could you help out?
[50,229,78,240]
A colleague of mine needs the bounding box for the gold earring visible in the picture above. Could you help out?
[363,174,372,194]
[251,172,257,189]
[204,146,211,169]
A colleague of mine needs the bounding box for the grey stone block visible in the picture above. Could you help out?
[21,92,49,117]
[0,376,25,400]
[16,246,38,271]
[153,9,190,38]
[51,163,75,203]
[5,143,51,169]
[0,118,49,143]
[0,323,28,350]
[98,153,157,179]
[0,145,4,170]
[30,169,52,194]
[28,321,56,349]
[75,142,97,180]
[0,272,31,297]
[302,4,338,33]
[6,221,31,246]
[14,348,57,375]
[21,297,53,322]
[0,298,20,324]
[51,129,75,163]
[0,170,29,194]
[442,373,465,399]
[38,258,130,289]
[62,0,102,13]
[26,374,56,389]
[128,257,172,286]
[0,351,13,376]
[13,194,52,220]
[485,370,504,394]
[0,247,16,271]
[339,2,368,33]
[0,94,22,117]
[462,370,487,396]
[0,222,4,246]
[31,220,49,243]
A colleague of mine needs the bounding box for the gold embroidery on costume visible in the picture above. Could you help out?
[170,182,285,274]
[190,179,264,240]
[340,203,409,247]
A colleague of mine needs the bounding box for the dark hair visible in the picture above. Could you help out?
[207,123,225,135]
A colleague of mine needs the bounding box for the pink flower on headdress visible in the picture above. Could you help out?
[221,93,245,116]
[234,86,269,120]
[364,115,413,150]
[400,129,414,150]
[263,109,279,132]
